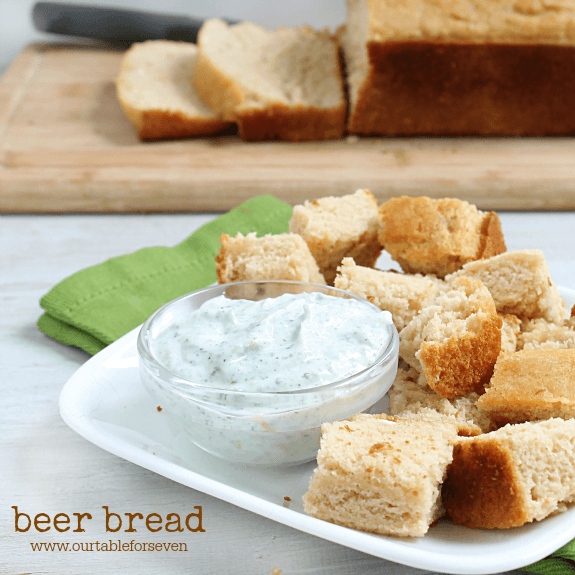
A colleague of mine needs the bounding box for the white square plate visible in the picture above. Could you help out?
[59,286,575,575]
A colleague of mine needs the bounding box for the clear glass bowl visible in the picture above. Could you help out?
[137,280,399,467]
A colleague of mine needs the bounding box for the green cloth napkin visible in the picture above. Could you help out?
[37,193,575,574]
[38,195,292,355]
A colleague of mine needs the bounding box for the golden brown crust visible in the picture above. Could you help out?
[477,211,507,260]
[235,102,347,142]
[378,196,505,278]
[348,43,575,136]
[442,439,531,529]
[342,231,382,271]
[399,276,502,399]
[477,349,575,425]
[124,108,232,140]
[215,233,231,283]
[419,312,502,398]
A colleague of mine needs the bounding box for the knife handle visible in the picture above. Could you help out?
[32,1,219,44]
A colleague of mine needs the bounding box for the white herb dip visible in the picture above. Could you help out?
[151,292,393,390]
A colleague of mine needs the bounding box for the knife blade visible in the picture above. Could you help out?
[32,1,239,45]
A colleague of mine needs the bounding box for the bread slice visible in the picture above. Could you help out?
[388,367,495,434]
[517,318,575,351]
[443,418,575,529]
[447,249,569,324]
[289,190,381,284]
[334,257,446,331]
[194,19,346,141]
[477,349,575,425]
[215,232,326,284]
[342,0,575,136]
[115,40,233,140]
[378,196,506,278]
[303,412,459,537]
[399,276,501,399]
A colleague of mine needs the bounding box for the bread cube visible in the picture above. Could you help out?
[399,277,501,399]
[334,257,446,331]
[443,418,575,529]
[215,232,326,284]
[303,413,458,537]
[289,190,381,285]
[447,249,568,324]
[477,349,575,425]
[378,196,506,278]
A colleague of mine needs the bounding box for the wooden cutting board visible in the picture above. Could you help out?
[2,41,575,213]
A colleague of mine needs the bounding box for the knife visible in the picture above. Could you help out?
[32,1,239,45]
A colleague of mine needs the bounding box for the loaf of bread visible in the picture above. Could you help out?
[443,418,575,529]
[216,232,326,284]
[378,196,506,278]
[447,249,569,324]
[289,190,381,284]
[342,0,575,136]
[399,276,501,399]
[115,40,233,140]
[334,257,446,331]
[193,19,346,142]
[477,349,575,425]
[303,412,459,537]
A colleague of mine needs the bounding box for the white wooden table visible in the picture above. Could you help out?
[2,210,574,575]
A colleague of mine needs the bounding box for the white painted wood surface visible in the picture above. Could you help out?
[2,211,574,575]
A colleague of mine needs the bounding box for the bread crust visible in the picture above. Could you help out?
[348,42,575,136]
[378,196,506,278]
[477,212,507,260]
[442,439,531,529]
[233,103,347,142]
[419,311,501,398]
[119,106,233,140]
[477,349,575,425]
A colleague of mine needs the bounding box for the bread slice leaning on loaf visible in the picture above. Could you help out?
[194,19,347,141]
[115,40,233,140]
